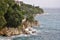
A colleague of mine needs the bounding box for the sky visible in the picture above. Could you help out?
[19,0,60,8]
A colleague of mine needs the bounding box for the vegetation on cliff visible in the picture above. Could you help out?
[0,0,44,36]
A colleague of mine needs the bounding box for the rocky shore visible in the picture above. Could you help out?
[0,27,37,37]
[0,20,39,37]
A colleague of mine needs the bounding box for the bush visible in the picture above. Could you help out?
[0,16,6,28]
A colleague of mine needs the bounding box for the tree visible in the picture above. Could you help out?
[0,0,44,28]
[0,0,24,28]
[0,16,6,28]
[4,3,24,27]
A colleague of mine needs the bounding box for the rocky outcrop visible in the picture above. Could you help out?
[0,20,39,36]
[0,27,23,36]
[0,27,36,36]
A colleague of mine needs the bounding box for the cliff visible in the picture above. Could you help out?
[0,0,44,36]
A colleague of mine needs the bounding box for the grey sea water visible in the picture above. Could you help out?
[0,8,60,40]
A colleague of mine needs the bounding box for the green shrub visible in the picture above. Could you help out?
[0,16,6,28]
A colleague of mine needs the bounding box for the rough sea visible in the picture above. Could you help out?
[0,8,60,40]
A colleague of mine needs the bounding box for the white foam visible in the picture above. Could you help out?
[0,37,12,40]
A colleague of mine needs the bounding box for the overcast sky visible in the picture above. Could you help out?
[21,0,60,8]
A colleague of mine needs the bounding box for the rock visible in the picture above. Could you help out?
[24,31,30,34]
[0,23,37,37]
[32,31,36,33]
[0,30,2,34]
[0,27,22,36]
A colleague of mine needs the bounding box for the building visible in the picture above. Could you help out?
[15,0,23,6]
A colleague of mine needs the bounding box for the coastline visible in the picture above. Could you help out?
[0,13,46,37]
[0,27,39,40]
[36,13,48,16]
[0,20,39,37]
[0,0,44,40]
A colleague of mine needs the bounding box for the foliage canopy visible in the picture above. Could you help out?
[0,0,44,28]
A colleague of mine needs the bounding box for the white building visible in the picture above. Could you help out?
[15,0,23,6]
[15,0,22,1]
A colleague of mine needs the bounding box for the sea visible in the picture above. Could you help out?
[0,8,60,40]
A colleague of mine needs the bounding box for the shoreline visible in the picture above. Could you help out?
[0,26,38,37]
[0,27,38,39]
[0,0,44,37]
[0,13,43,37]
[36,12,48,16]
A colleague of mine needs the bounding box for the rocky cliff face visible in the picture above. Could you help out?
[0,20,39,36]
[0,27,22,36]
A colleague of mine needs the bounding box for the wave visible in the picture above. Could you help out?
[0,37,12,40]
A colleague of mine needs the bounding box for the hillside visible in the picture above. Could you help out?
[0,0,44,36]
